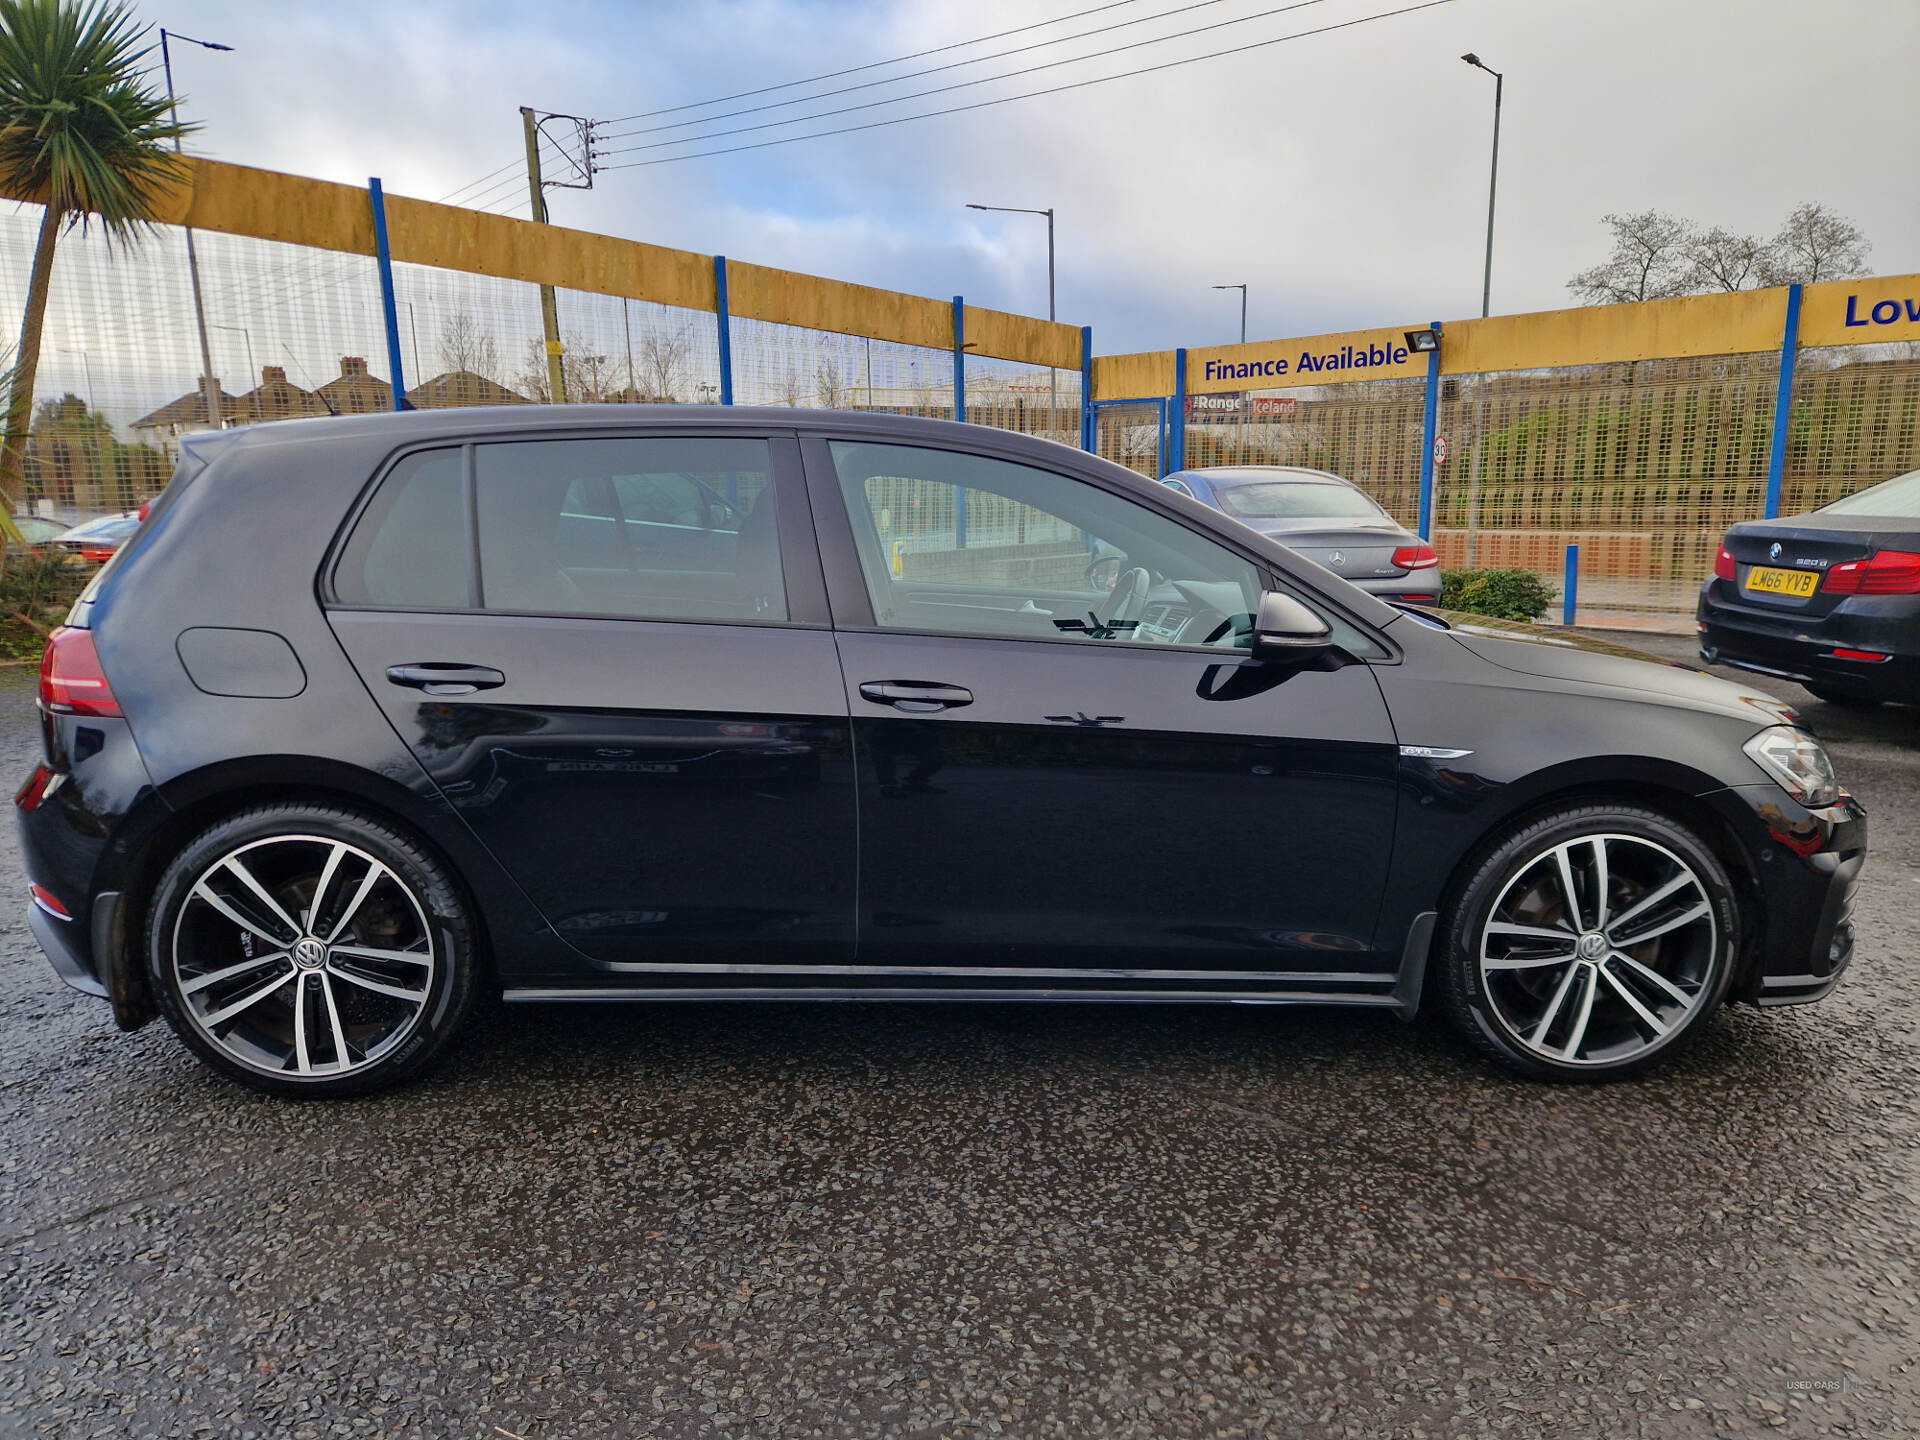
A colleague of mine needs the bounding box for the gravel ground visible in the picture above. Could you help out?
[1,641,1915,1440]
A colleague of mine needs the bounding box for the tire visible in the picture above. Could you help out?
[1806,686,1882,709]
[147,802,480,1098]
[1434,802,1739,1082]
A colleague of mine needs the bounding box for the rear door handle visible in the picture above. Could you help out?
[385,663,506,697]
[858,680,974,713]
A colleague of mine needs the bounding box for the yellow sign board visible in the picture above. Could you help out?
[1186,327,1427,395]
[1799,276,1920,348]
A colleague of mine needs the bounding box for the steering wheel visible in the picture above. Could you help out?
[1104,566,1152,635]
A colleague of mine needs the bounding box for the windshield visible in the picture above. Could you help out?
[1214,481,1383,521]
[1821,468,1920,518]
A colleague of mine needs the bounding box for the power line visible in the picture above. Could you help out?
[595,0,1149,126]
[599,0,1455,169]
[597,0,1338,157]
[595,0,1227,141]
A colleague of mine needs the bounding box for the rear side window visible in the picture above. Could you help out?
[333,449,468,608]
[476,437,784,621]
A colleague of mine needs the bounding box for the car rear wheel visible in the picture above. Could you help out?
[1435,803,1739,1082]
[148,803,479,1097]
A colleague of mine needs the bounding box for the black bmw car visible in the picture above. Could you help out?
[19,408,1865,1096]
[1698,466,1920,706]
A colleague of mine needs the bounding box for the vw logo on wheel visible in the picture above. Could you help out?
[1769,541,1781,561]
[293,936,329,970]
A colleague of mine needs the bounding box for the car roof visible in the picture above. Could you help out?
[179,404,1094,468]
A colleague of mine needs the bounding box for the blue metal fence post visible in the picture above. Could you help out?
[713,255,734,406]
[1417,321,1443,539]
[1562,543,1580,627]
[1166,348,1187,478]
[1080,325,1095,451]
[952,296,966,422]
[1763,282,1803,519]
[367,178,408,412]
[953,297,967,547]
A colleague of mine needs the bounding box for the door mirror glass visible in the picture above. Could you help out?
[1252,590,1334,658]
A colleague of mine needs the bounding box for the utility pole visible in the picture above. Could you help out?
[522,105,566,404]
[161,29,232,431]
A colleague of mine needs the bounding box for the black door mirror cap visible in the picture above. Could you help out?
[1251,589,1335,659]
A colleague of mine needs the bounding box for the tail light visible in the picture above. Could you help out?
[1823,549,1920,595]
[1713,545,1736,580]
[1390,543,1439,570]
[79,545,116,564]
[137,500,151,522]
[40,626,121,717]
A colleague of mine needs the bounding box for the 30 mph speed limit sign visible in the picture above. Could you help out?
[1432,435,1449,466]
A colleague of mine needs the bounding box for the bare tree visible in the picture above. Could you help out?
[515,336,554,403]
[773,366,807,407]
[1683,225,1771,292]
[436,311,500,379]
[631,324,691,402]
[1568,211,1695,305]
[816,359,847,409]
[1765,202,1872,285]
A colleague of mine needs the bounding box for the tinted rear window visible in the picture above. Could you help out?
[1214,481,1382,521]
[1821,468,1920,518]
[333,449,469,607]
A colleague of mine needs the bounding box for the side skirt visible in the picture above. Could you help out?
[502,986,1408,1007]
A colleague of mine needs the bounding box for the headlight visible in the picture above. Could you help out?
[1743,726,1840,808]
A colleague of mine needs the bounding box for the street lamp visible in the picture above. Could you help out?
[58,348,95,414]
[160,29,233,429]
[966,202,1058,437]
[1212,284,1248,345]
[209,323,256,422]
[1461,53,1503,319]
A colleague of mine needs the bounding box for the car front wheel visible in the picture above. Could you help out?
[1436,803,1739,1081]
[148,803,480,1097]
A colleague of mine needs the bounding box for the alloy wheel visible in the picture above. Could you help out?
[170,834,437,1080]
[1478,832,1718,1068]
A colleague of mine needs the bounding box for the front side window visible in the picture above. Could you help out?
[830,441,1261,649]
[475,436,785,621]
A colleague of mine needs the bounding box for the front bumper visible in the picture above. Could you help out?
[1697,579,1920,702]
[1704,781,1868,1007]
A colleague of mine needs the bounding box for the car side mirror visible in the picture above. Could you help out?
[1251,590,1334,659]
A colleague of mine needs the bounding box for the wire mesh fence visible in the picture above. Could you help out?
[731,319,951,415]
[1786,345,1920,513]
[1426,354,1780,627]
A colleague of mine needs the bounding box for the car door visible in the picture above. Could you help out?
[803,434,1401,979]
[324,430,855,976]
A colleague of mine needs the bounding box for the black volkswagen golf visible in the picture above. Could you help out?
[19,408,1866,1095]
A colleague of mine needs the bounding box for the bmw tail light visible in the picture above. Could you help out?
[40,626,122,717]
[1823,549,1920,595]
[1390,543,1440,570]
[1713,544,1736,580]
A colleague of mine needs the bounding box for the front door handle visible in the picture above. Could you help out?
[385,663,506,697]
[858,680,974,713]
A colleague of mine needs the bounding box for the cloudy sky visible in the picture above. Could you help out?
[81,0,1920,352]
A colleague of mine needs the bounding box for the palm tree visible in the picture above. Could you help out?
[0,0,191,528]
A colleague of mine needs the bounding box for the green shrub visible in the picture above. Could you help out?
[1439,568,1557,623]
